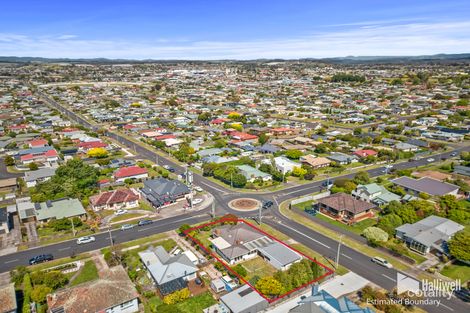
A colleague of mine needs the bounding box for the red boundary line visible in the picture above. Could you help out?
[183,217,334,303]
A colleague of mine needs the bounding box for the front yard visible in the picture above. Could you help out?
[441,261,470,283]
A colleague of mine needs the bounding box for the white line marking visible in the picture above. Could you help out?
[199,181,227,194]
[438,302,455,311]
[137,215,205,232]
[278,221,331,249]
[341,253,352,260]
[381,274,396,282]
[58,247,71,251]
[282,186,319,196]
[4,259,18,264]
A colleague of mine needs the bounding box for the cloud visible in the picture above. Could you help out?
[1,20,470,59]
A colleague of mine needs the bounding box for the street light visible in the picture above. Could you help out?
[335,234,344,273]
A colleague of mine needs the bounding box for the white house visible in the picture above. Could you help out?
[274,156,299,174]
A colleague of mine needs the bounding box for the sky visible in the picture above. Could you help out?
[1,0,470,59]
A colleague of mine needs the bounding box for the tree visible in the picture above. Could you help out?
[231,173,247,188]
[163,288,190,305]
[22,273,32,313]
[197,112,211,121]
[258,133,268,145]
[10,266,29,286]
[353,128,362,135]
[28,162,39,171]
[353,171,370,185]
[255,276,283,297]
[232,264,248,278]
[3,155,15,166]
[87,147,108,158]
[448,226,470,262]
[31,285,52,304]
[178,224,191,234]
[363,226,389,243]
[284,149,303,160]
[291,166,307,178]
[42,270,69,290]
[377,214,403,236]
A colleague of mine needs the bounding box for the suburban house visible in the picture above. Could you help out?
[0,178,17,193]
[274,156,300,174]
[454,165,470,177]
[34,198,87,223]
[314,193,377,224]
[47,266,139,313]
[15,197,37,222]
[300,155,331,169]
[210,222,301,269]
[395,215,464,255]
[113,166,149,183]
[0,283,17,313]
[353,149,378,158]
[28,138,48,148]
[140,178,190,209]
[394,142,419,152]
[89,188,140,211]
[236,165,272,182]
[390,176,459,197]
[352,183,401,206]
[23,167,56,188]
[218,284,269,313]
[290,285,374,313]
[139,246,198,296]
[256,143,281,154]
[327,153,358,165]
[18,147,59,165]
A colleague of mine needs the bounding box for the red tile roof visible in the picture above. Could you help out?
[114,166,148,179]
[78,141,107,149]
[28,138,48,147]
[229,131,258,141]
[353,149,378,158]
[89,189,139,207]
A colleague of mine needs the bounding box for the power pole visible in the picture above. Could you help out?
[230,172,233,188]
[211,201,216,218]
[335,234,343,273]
[70,218,76,237]
[108,225,114,248]
[258,203,262,225]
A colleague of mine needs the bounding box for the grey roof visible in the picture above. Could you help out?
[17,146,53,156]
[139,246,198,285]
[256,143,281,153]
[454,165,470,177]
[396,215,464,250]
[24,167,56,182]
[258,242,301,267]
[142,178,190,198]
[390,176,459,196]
[35,198,86,221]
[220,285,268,313]
[327,153,358,163]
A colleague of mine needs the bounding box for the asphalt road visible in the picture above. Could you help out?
[29,90,470,313]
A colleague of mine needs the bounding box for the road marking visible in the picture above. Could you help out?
[277,221,331,249]
[341,253,352,260]
[58,247,71,251]
[282,186,319,196]
[438,302,455,311]
[4,259,18,264]
[137,215,205,232]
[199,181,227,194]
[381,274,396,282]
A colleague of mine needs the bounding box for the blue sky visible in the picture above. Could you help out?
[1,0,470,59]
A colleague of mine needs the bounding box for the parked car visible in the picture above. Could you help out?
[192,198,203,205]
[115,209,128,216]
[454,288,470,302]
[427,158,435,162]
[76,236,96,245]
[138,219,153,226]
[450,152,458,157]
[29,254,54,265]
[121,224,135,231]
[194,186,203,192]
[163,165,175,172]
[371,256,393,268]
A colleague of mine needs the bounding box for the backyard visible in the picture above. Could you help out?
[240,256,277,281]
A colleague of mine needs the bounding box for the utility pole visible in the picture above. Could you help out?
[335,234,344,273]
[70,217,76,237]
[258,203,262,224]
[211,201,216,218]
[230,172,233,188]
[108,224,114,248]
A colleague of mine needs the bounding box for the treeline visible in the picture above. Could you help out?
[331,73,366,82]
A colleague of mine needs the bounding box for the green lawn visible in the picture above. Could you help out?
[69,260,99,286]
[241,256,277,280]
[293,200,313,211]
[441,261,470,283]
[29,253,91,272]
[314,213,377,235]
[176,291,216,313]
[110,212,145,223]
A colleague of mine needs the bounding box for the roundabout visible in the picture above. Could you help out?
[228,198,261,212]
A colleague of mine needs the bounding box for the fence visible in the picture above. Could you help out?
[290,191,331,206]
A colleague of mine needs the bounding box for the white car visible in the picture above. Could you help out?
[115,209,128,216]
[76,236,96,245]
[371,256,393,269]
[194,186,203,192]
[427,158,435,162]
[192,198,203,205]
[120,224,135,231]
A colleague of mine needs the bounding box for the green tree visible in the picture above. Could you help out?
[258,133,268,145]
[28,162,39,171]
[363,226,389,243]
[255,276,283,297]
[377,214,403,236]
[87,147,108,158]
[31,285,52,304]
[448,227,470,262]
[353,171,370,185]
[232,264,248,278]
[22,273,32,313]
[4,155,15,166]
[292,166,307,178]
[284,149,303,160]
[10,266,29,286]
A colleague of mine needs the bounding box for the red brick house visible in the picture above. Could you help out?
[315,193,376,224]
[89,188,140,211]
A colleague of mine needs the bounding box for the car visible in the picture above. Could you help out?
[454,288,470,302]
[409,156,420,161]
[192,198,203,205]
[371,256,393,268]
[194,186,203,192]
[195,278,202,285]
[76,236,96,245]
[300,295,307,300]
[115,209,128,216]
[262,200,274,208]
[450,152,458,157]
[29,254,54,265]
[138,219,153,226]
[121,224,135,231]
[427,158,435,162]
[163,165,176,172]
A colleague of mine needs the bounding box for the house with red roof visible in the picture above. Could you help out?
[155,134,176,141]
[228,131,258,141]
[28,138,48,148]
[210,118,230,125]
[353,149,378,158]
[20,148,59,165]
[78,140,108,152]
[270,127,296,136]
[89,188,140,211]
[113,166,148,183]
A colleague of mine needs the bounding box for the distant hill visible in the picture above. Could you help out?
[0,53,469,64]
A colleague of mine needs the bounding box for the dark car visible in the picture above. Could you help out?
[29,254,54,265]
[454,288,470,302]
[262,200,274,209]
[138,219,153,226]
